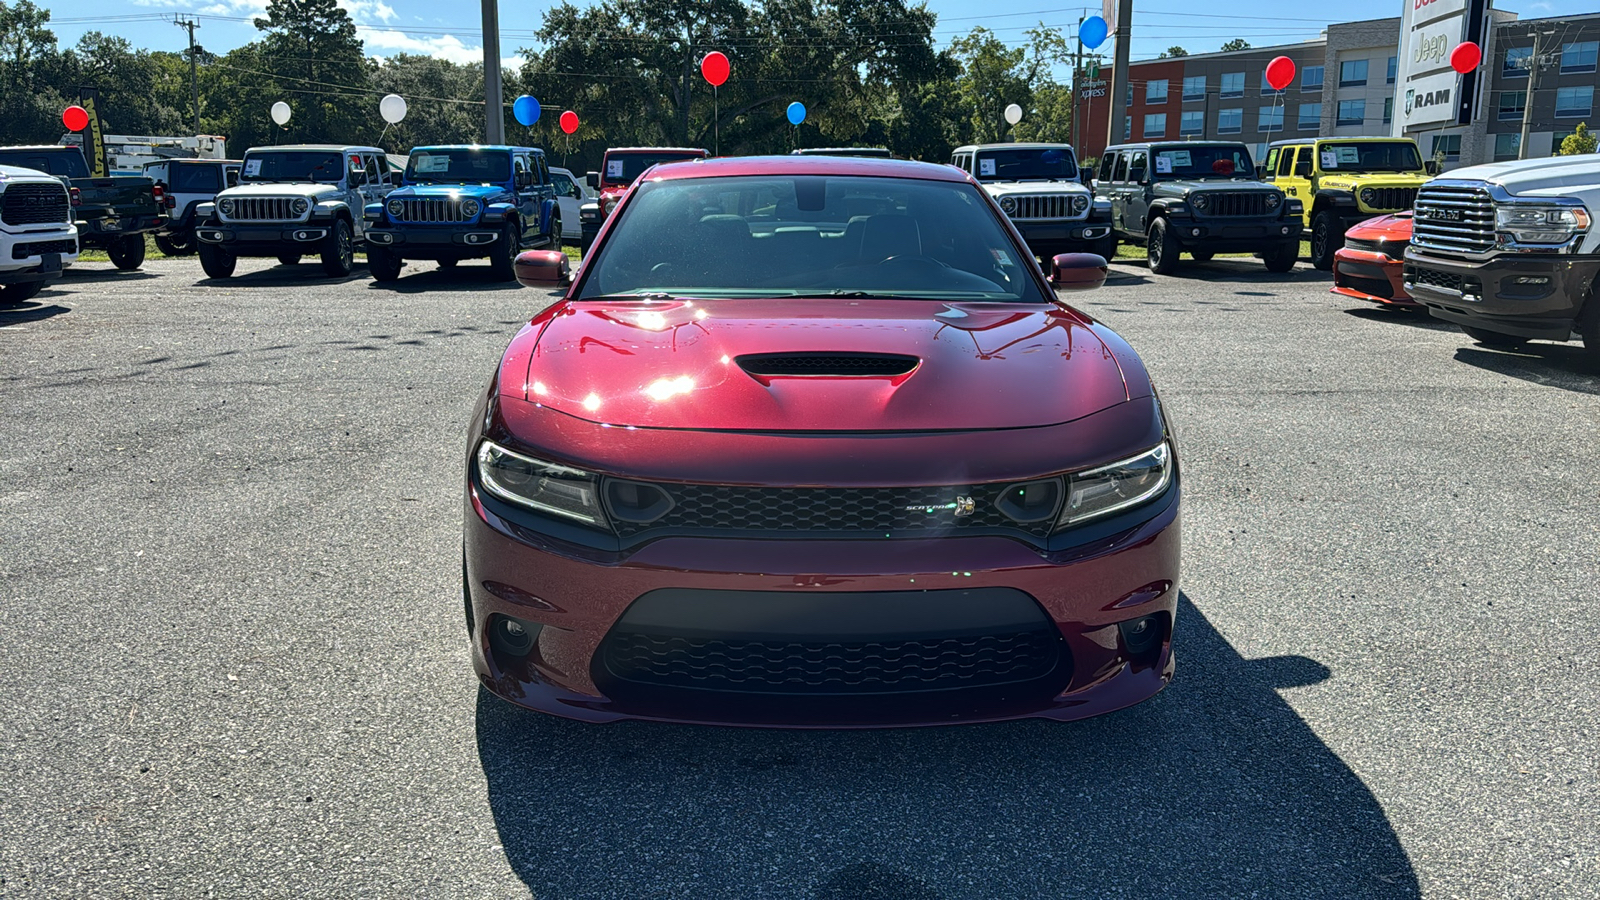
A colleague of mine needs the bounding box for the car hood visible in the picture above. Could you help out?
[520,297,1130,432]
[395,183,503,198]
[1436,156,1600,197]
[1347,211,1412,241]
[1317,173,1427,192]
[983,181,1091,197]
[219,183,339,199]
[1155,180,1277,195]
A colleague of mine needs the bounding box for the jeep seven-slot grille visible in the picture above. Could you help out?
[1411,184,1494,256]
[1365,187,1419,212]
[394,197,469,223]
[1010,195,1085,220]
[1,183,71,226]
[606,482,1056,539]
[228,197,301,222]
[13,238,76,259]
[1196,191,1270,217]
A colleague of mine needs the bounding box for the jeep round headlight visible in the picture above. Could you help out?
[292,198,310,215]
[1265,192,1281,209]
[1360,188,1376,205]
[1057,442,1172,527]
[460,198,482,218]
[1070,194,1089,215]
[1191,193,1209,210]
[218,198,235,216]
[387,198,404,217]
[1000,196,1018,215]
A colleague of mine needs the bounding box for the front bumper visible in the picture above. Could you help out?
[464,481,1180,728]
[365,227,499,254]
[1333,247,1413,307]
[1170,217,1302,253]
[197,222,332,255]
[1405,249,1600,340]
[1013,221,1112,246]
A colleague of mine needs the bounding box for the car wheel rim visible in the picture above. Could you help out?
[340,227,352,267]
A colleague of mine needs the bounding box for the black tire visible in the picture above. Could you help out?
[0,281,44,305]
[1578,296,1600,363]
[106,234,146,271]
[1092,234,1118,261]
[1310,211,1342,271]
[1461,325,1529,349]
[489,221,519,282]
[320,219,354,277]
[1147,218,1181,275]
[153,233,194,256]
[1190,250,1215,262]
[277,253,301,266]
[368,246,403,282]
[197,243,236,279]
[438,258,457,270]
[1262,241,1298,273]
[547,215,562,249]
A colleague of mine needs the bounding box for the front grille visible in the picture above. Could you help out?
[1009,194,1086,220]
[1411,184,1494,256]
[1,183,71,226]
[1195,191,1270,217]
[227,197,302,222]
[393,197,469,223]
[737,353,917,377]
[1339,274,1395,299]
[599,629,1061,694]
[1407,265,1464,293]
[606,481,1056,539]
[12,238,76,259]
[1364,187,1419,212]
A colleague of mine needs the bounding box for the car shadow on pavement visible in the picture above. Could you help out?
[1453,345,1600,394]
[0,299,72,325]
[1342,307,1459,331]
[56,268,159,283]
[476,594,1418,899]
[193,264,370,288]
[365,268,526,294]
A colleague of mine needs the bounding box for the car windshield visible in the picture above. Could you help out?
[240,151,344,183]
[169,164,221,192]
[1151,145,1255,180]
[405,149,511,185]
[973,148,1078,182]
[1318,142,1423,173]
[602,153,704,186]
[0,149,90,178]
[579,174,1047,302]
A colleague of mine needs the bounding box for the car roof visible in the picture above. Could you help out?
[1268,136,1414,147]
[145,158,241,165]
[604,147,707,155]
[952,143,1075,152]
[248,145,385,153]
[0,163,68,178]
[642,155,971,183]
[1104,140,1247,151]
[409,144,543,154]
[0,145,78,152]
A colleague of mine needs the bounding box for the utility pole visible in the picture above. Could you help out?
[482,0,505,144]
[174,16,200,134]
[1071,15,1083,155]
[1105,0,1134,150]
[1517,29,1549,160]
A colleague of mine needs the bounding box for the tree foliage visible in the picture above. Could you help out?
[1220,39,1251,52]
[1160,46,1188,58]
[1559,123,1597,156]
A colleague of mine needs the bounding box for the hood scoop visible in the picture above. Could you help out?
[737,352,918,379]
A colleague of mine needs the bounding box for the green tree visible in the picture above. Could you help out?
[249,0,373,143]
[1220,39,1251,52]
[950,25,1069,144]
[372,55,486,152]
[1559,123,1597,155]
[1159,46,1188,58]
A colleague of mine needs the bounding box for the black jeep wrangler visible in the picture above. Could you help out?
[1094,141,1303,275]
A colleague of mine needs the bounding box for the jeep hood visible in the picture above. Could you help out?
[1318,173,1427,192]
[984,181,1091,197]
[1155,180,1277,194]
[396,183,503,198]
[520,297,1130,432]
[219,183,338,199]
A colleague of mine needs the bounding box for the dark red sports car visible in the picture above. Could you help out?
[464,156,1179,727]
[1332,212,1416,308]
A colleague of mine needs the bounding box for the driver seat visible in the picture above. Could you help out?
[857,214,922,264]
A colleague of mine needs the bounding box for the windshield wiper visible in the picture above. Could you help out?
[581,292,680,302]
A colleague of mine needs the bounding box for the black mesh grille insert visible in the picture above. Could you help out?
[1,183,71,226]
[13,238,77,259]
[1196,191,1271,217]
[1339,274,1395,299]
[737,353,917,377]
[1407,265,1464,293]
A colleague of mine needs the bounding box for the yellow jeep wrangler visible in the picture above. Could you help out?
[1262,137,1431,271]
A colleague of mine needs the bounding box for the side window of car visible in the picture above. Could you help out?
[1263,148,1280,178]
[513,156,530,190]
[1111,152,1128,183]
[537,156,551,186]
[1098,153,1116,183]
[1294,146,1312,177]
[225,166,239,188]
[364,154,383,186]
[1126,151,1147,184]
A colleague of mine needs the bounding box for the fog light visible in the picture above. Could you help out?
[1281,226,1290,234]
[1119,614,1165,661]
[489,615,540,658]
[1191,228,1201,237]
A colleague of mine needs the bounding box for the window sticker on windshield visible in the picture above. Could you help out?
[607,160,625,178]
[991,248,1013,266]
[414,154,450,174]
[1154,157,1173,174]
[1321,151,1339,169]
[1335,146,1361,164]
[979,158,996,176]
[1158,150,1191,169]
[243,159,261,176]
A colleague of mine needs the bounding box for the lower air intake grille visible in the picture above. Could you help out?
[13,238,77,259]
[737,353,917,377]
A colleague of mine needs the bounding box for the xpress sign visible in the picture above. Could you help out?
[1394,0,1487,131]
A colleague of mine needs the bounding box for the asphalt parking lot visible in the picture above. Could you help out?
[2,255,1596,899]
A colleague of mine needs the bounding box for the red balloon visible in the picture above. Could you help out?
[1450,42,1482,74]
[559,110,580,135]
[62,105,89,131]
[701,51,730,87]
[1265,56,1296,92]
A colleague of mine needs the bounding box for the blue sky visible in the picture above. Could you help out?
[40,0,1586,70]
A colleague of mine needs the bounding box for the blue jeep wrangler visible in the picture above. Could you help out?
[364,145,560,282]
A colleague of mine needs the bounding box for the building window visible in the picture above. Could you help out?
[1494,132,1521,160]
[1217,108,1243,134]
[1298,102,1321,130]
[1499,91,1527,121]
[1260,74,1283,96]
[1124,116,1132,140]
[1126,85,1133,107]
[1503,46,1532,77]
[1257,106,1284,132]
[1561,41,1598,74]
[1143,113,1167,138]
[1555,85,1594,118]
[1220,72,1244,99]
[1180,110,1204,135]
[1182,76,1206,101]
[1340,59,1368,87]
[1301,66,1324,91]
[1337,99,1365,126]
[1383,97,1393,125]
[1387,56,1397,84]
[1431,134,1461,162]
[1146,79,1169,104]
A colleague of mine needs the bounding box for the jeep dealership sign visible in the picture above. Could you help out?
[1395,0,1488,132]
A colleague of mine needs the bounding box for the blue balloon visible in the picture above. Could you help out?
[1079,16,1108,50]
[786,101,806,125]
[513,95,541,127]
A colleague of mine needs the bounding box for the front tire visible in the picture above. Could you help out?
[1578,296,1600,364]
[197,243,236,279]
[1147,218,1181,275]
[1310,211,1341,271]
[154,233,194,256]
[277,253,301,266]
[320,219,354,277]
[0,281,45,304]
[107,234,146,271]
[1190,250,1215,262]
[1093,234,1118,261]
[1262,241,1299,273]
[489,221,519,282]
[1461,325,1529,349]
[438,258,457,270]
[369,246,403,282]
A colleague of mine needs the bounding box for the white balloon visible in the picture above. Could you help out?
[270,101,291,126]
[380,93,408,125]
[1004,103,1024,126]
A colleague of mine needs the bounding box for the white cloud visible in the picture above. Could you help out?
[358,27,482,65]
[339,0,399,25]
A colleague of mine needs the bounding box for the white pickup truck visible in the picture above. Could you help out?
[1404,156,1598,359]
[0,164,79,303]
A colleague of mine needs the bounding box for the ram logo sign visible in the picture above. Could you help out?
[1405,88,1453,117]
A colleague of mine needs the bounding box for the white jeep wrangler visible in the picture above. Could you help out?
[950,143,1114,260]
[0,164,79,303]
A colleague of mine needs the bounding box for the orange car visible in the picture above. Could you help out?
[1331,212,1416,308]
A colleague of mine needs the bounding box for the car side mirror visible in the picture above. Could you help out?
[514,250,571,288]
[1050,253,1108,291]
[585,172,600,190]
[1425,160,1440,176]
[1255,165,1265,179]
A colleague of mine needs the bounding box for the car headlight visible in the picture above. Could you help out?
[1057,442,1172,527]
[1070,194,1089,215]
[292,198,310,215]
[1495,204,1591,244]
[218,198,235,216]
[387,198,404,217]
[1000,196,1018,215]
[1265,192,1281,209]
[476,440,608,527]
[1360,188,1376,205]
[1190,193,1209,210]
[460,198,482,218]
